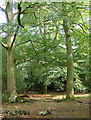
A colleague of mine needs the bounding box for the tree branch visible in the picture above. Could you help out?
[15,39,32,47]
[16,39,39,62]
[18,3,24,28]
[0,6,6,13]
[77,23,87,34]
[21,2,39,14]
[79,23,89,30]
[0,6,9,22]
[32,17,59,27]
[33,12,37,20]
[0,41,8,49]
[15,58,33,67]
[30,40,38,57]
[70,28,75,33]
[71,22,87,34]
[53,22,60,41]
[11,26,19,48]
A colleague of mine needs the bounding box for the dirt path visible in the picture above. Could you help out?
[2,95,90,119]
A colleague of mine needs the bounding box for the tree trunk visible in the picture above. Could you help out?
[0,38,2,113]
[43,18,48,94]
[66,35,74,99]
[89,1,91,91]
[63,20,74,99]
[7,44,17,101]
[6,1,17,101]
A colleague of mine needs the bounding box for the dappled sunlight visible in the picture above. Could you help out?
[1,1,90,119]
[52,94,89,100]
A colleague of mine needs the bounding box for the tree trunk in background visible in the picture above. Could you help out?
[6,1,17,101]
[89,2,91,91]
[63,20,74,99]
[43,18,48,94]
[66,34,74,99]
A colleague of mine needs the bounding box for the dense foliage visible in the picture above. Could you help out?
[1,2,90,95]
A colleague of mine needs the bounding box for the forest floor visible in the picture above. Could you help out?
[2,92,90,119]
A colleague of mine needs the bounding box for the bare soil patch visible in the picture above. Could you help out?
[2,92,90,119]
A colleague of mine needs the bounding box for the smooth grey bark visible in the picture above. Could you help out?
[6,1,17,101]
[0,1,17,101]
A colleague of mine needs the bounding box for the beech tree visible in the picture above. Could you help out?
[63,19,74,99]
[0,1,48,100]
[62,3,74,99]
[0,1,18,101]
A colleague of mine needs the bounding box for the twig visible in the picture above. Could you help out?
[21,2,39,14]
[32,17,59,27]
[15,39,32,47]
